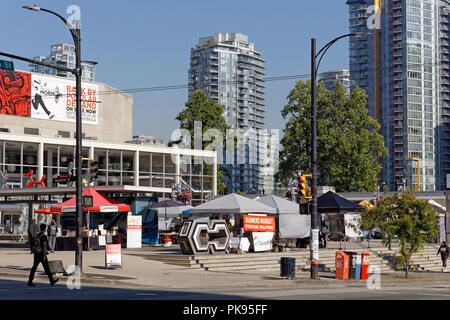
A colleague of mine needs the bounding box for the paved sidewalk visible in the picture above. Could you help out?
[1,241,449,290]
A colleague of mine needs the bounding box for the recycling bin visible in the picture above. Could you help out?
[344,251,358,279]
[335,251,349,280]
[280,257,296,279]
[360,253,370,280]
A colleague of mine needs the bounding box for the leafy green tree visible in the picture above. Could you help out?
[172,90,230,195]
[277,80,387,192]
[359,192,438,278]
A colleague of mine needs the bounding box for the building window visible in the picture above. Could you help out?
[24,128,39,135]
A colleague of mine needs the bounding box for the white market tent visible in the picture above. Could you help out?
[189,193,277,215]
[256,195,310,239]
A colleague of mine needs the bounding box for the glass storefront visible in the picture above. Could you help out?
[0,138,216,201]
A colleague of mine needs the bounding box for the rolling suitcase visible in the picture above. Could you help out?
[48,260,64,275]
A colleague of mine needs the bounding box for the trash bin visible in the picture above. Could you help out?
[335,251,349,280]
[360,253,370,280]
[280,257,296,279]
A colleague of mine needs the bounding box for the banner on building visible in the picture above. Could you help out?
[243,215,275,232]
[31,74,98,124]
[0,70,99,125]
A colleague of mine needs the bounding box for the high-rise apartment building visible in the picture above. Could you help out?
[319,69,352,93]
[189,33,277,194]
[30,43,96,82]
[347,0,450,191]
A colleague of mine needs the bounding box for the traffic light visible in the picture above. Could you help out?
[89,161,98,181]
[297,175,307,198]
[299,202,310,215]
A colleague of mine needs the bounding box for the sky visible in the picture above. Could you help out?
[1,0,349,143]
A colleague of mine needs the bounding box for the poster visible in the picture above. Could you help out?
[252,232,274,252]
[243,215,275,232]
[30,74,98,124]
[0,70,31,116]
[105,244,122,268]
[127,215,142,248]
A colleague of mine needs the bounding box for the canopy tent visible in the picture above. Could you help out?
[256,195,298,214]
[428,199,446,214]
[188,193,277,215]
[318,191,363,212]
[145,200,192,231]
[49,187,130,214]
[256,195,310,238]
[358,200,374,209]
[34,207,51,214]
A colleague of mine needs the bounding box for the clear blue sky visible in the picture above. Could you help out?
[1,0,349,143]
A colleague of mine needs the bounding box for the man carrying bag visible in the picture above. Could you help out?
[27,224,59,287]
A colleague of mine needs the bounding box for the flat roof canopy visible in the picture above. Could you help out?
[0,185,160,204]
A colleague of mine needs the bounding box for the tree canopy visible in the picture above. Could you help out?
[172,90,230,195]
[358,192,438,278]
[277,80,387,192]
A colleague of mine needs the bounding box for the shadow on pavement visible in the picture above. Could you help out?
[0,279,252,300]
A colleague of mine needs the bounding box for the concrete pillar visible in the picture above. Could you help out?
[134,150,139,186]
[37,142,44,181]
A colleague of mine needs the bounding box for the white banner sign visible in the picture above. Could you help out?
[127,215,142,248]
[31,74,98,125]
[105,244,122,268]
[252,232,274,252]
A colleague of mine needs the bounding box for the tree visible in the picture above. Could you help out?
[277,80,387,192]
[359,192,438,278]
[172,90,230,195]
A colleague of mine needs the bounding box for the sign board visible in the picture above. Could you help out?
[243,215,275,232]
[127,215,142,248]
[240,237,250,252]
[98,235,106,246]
[105,244,122,268]
[252,232,274,252]
[0,60,14,71]
[82,196,93,208]
[311,229,319,262]
[447,174,450,189]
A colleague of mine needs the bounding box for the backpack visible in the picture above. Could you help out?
[32,233,44,254]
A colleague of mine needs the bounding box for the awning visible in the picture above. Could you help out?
[50,187,130,214]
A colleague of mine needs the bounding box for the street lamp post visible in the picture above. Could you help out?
[309,32,368,279]
[23,6,84,273]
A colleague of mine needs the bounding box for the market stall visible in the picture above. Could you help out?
[256,195,310,241]
[188,193,277,253]
[42,187,130,251]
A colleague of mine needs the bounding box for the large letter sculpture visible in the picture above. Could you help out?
[178,220,231,255]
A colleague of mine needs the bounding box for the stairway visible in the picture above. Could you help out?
[136,243,443,274]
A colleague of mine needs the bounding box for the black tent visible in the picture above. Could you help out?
[317,191,363,212]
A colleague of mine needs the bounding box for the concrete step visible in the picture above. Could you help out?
[205,263,282,272]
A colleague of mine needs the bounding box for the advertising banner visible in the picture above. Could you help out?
[127,215,142,248]
[30,74,98,124]
[0,70,31,117]
[243,215,275,232]
[252,232,274,252]
[105,244,122,268]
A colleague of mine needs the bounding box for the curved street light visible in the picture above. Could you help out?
[309,32,369,280]
[23,5,84,273]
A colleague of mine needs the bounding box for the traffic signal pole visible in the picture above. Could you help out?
[310,38,319,280]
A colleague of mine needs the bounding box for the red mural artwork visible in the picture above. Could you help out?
[0,70,31,117]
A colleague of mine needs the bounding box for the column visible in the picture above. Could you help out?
[37,142,44,182]
[134,150,139,186]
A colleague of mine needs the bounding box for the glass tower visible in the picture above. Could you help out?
[189,33,277,194]
[347,0,450,191]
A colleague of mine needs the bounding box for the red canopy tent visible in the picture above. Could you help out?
[34,207,52,214]
[49,187,130,214]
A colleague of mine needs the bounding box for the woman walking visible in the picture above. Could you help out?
[437,241,449,272]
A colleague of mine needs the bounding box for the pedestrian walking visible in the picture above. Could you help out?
[27,224,59,287]
[437,241,450,272]
[47,218,58,253]
[27,219,39,254]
